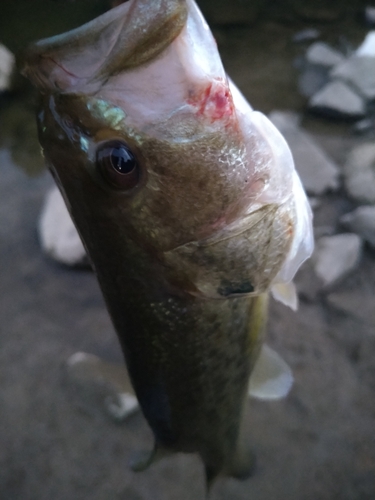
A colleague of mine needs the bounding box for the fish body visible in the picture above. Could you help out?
[22,0,313,482]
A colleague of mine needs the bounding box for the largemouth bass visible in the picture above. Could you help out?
[21,0,313,485]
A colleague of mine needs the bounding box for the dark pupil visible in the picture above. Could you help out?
[109,147,135,174]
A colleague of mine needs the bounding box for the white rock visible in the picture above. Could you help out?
[313,234,362,286]
[309,80,366,118]
[343,143,375,204]
[269,111,339,195]
[105,392,140,421]
[0,43,15,91]
[39,185,87,266]
[306,42,344,67]
[340,206,375,247]
[331,56,375,100]
[356,31,375,57]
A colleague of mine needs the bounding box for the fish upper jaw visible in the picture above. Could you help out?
[22,0,234,131]
[21,0,188,94]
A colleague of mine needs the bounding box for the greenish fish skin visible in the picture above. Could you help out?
[21,0,313,485]
[37,93,270,480]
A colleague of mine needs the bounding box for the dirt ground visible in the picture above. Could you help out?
[1,2,375,499]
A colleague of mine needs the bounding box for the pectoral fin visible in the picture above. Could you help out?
[271,281,298,311]
[248,345,293,400]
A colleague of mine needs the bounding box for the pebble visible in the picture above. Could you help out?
[356,30,375,56]
[298,64,329,97]
[352,117,375,136]
[343,143,375,204]
[0,43,15,92]
[312,233,362,287]
[309,80,366,119]
[331,56,375,100]
[364,8,375,27]
[269,111,339,195]
[38,185,88,266]
[306,42,344,68]
[340,206,375,248]
[292,28,321,43]
[64,352,140,422]
[299,32,375,122]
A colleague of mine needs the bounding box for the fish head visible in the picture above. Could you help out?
[22,0,313,298]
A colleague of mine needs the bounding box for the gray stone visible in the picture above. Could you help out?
[331,56,375,100]
[0,43,15,91]
[309,80,366,119]
[269,111,339,195]
[298,64,329,97]
[313,234,362,286]
[292,28,321,43]
[340,206,375,247]
[343,143,375,204]
[306,42,344,68]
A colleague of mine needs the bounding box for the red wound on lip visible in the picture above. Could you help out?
[188,79,235,122]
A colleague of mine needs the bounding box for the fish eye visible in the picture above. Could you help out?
[96,140,139,190]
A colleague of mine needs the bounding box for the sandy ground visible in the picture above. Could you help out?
[1,4,375,500]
